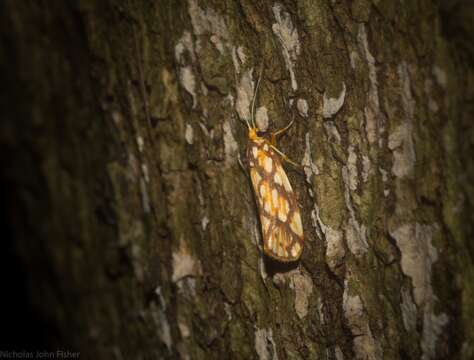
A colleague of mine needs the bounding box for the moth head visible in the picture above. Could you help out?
[248,127,258,140]
[248,124,268,140]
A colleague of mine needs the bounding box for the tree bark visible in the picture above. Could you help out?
[2,1,474,359]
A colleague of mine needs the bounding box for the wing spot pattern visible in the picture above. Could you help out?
[274,172,282,185]
[290,212,303,237]
[264,156,273,173]
[278,196,289,222]
[281,166,293,193]
[248,138,303,262]
[252,146,258,159]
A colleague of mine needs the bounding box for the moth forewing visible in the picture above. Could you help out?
[247,136,304,262]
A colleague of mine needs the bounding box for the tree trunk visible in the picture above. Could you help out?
[2,1,474,359]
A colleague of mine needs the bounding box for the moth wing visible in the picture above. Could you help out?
[250,144,303,262]
[264,219,303,261]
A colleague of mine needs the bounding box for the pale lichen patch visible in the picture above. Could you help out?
[210,34,224,54]
[389,223,437,307]
[201,82,209,96]
[358,25,378,106]
[127,153,140,181]
[158,310,173,351]
[258,256,268,280]
[422,310,449,360]
[172,238,202,283]
[432,65,447,88]
[181,67,198,108]
[345,217,368,258]
[155,286,167,310]
[401,287,417,332]
[188,0,229,38]
[335,346,345,360]
[310,206,323,240]
[297,98,309,118]
[325,226,345,269]
[289,269,313,319]
[324,121,342,144]
[140,178,150,214]
[343,281,382,360]
[379,167,390,196]
[362,155,371,182]
[151,305,173,352]
[428,98,439,113]
[236,69,255,123]
[255,328,278,360]
[271,272,286,287]
[424,78,439,113]
[388,62,416,178]
[224,302,233,321]
[302,132,320,183]
[317,296,325,325]
[111,110,123,126]
[185,123,194,144]
[199,122,210,138]
[347,145,358,191]
[201,216,209,230]
[322,82,346,118]
[272,3,301,91]
[256,106,269,132]
[358,24,380,144]
[178,320,191,339]
[272,269,313,320]
[187,0,230,53]
[232,45,248,75]
[223,119,239,167]
[389,223,448,360]
[136,135,144,152]
[141,163,150,184]
[175,31,198,108]
[237,46,246,64]
[399,61,415,119]
[350,50,359,70]
[342,167,368,257]
[175,31,196,63]
[388,123,416,178]
[175,277,197,301]
[225,93,235,108]
[231,47,241,74]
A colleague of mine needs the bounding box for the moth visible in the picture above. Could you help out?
[243,73,304,262]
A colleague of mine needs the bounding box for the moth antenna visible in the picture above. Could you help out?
[241,116,251,130]
[251,66,264,130]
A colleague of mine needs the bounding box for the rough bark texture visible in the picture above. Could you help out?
[2,1,474,359]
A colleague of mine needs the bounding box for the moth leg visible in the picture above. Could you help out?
[269,144,302,169]
[270,116,304,172]
[237,152,250,178]
[270,118,295,145]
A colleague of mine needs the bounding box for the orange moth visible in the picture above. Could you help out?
[243,71,304,262]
